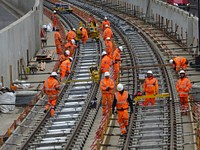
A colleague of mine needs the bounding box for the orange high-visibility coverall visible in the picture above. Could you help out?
[59,55,68,63]
[105,40,113,59]
[173,56,188,72]
[81,27,88,44]
[176,77,192,109]
[103,27,113,41]
[60,59,71,80]
[100,78,114,115]
[66,30,76,42]
[64,41,78,57]
[100,55,112,73]
[113,91,131,134]
[143,77,159,106]
[54,31,62,54]
[43,77,60,116]
[113,48,121,81]
[102,20,110,31]
[52,14,57,30]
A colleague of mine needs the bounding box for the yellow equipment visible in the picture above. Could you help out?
[86,22,100,40]
[76,22,83,41]
[89,66,100,83]
[134,93,170,103]
[54,2,73,13]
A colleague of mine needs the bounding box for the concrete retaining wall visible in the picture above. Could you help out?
[108,0,199,55]
[0,0,43,87]
[6,0,36,13]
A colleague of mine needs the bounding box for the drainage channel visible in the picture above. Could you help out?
[66,0,182,149]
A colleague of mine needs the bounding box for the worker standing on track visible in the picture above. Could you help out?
[113,46,123,81]
[59,50,70,64]
[43,72,60,117]
[51,10,57,31]
[64,39,78,57]
[103,24,113,41]
[169,56,188,73]
[102,16,110,31]
[105,37,113,59]
[54,28,63,55]
[142,70,159,106]
[176,70,192,112]
[80,27,88,44]
[112,83,133,135]
[100,51,112,73]
[66,28,76,42]
[60,56,73,81]
[100,72,115,115]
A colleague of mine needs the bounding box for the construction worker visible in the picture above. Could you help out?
[51,10,57,31]
[60,57,73,81]
[80,27,88,44]
[64,39,78,57]
[112,83,133,135]
[66,28,76,42]
[43,72,60,116]
[176,70,192,112]
[100,72,115,115]
[54,28,63,55]
[103,24,113,41]
[102,16,110,31]
[113,46,123,81]
[105,37,113,59]
[169,56,188,73]
[59,50,70,64]
[142,70,159,106]
[100,51,112,73]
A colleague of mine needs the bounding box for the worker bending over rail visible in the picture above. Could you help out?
[169,56,188,73]
[100,72,115,115]
[142,70,159,106]
[112,83,133,135]
[176,70,192,112]
[43,72,60,116]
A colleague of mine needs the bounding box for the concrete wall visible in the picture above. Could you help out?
[109,0,199,55]
[0,0,43,87]
[5,0,36,13]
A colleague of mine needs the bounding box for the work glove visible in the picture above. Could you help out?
[106,87,110,91]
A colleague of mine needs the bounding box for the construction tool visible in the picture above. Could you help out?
[134,93,170,103]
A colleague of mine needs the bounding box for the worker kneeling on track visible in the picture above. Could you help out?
[142,70,159,106]
[100,71,114,115]
[112,83,133,135]
[176,70,192,112]
[43,72,60,117]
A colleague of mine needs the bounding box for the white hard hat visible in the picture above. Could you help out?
[117,83,124,91]
[179,70,185,74]
[169,59,174,64]
[69,57,73,62]
[79,27,83,30]
[106,37,111,40]
[42,25,47,29]
[118,46,123,51]
[102,51,107,56]
[104,16,107,20]
[51,72,58,77]
[71,39,75,44]
[65,50,70,55]
[104,72,110,77]
[53,10,56,13]
[147,70,153,74]
[72,28,76,31]
[105,24,109,28]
